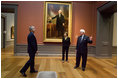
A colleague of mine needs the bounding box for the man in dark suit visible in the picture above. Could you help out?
[50,10,65,37]
[74,29,92,71]
[20,26,38,77]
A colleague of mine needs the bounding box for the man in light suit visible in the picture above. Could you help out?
[20,26,38,77]
[74,29,92,71]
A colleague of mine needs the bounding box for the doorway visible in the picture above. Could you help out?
[96,1,117,57]
[1,13,15,49]
[1,4,18,54]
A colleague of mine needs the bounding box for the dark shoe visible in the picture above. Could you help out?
[20,71,27,77]
[74,66,79,69]
[30,70,38,73]
[82,68,85,71]
[66,60,69,63]
[62,60,64,63]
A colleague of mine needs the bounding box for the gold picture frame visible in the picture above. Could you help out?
[43,1,72,42]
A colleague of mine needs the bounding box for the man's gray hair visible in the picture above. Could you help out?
[29,26,35,31]
[80,29,85,33]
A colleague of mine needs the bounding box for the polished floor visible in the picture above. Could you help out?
[1,45,117,78]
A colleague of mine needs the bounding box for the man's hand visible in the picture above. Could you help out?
[49,17,52,20]
[90,36,93,40]
[63,23,65,26]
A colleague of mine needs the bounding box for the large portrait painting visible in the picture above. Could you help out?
[44,2,72,42]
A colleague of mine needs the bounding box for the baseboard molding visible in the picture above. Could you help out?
[15,44,96,54]
[14,53,95,57]
[14,53,116,58]
[15,44,117,57]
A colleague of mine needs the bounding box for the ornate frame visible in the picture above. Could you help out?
[43,1,72,42]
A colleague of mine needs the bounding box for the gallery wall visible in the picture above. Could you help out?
[1,1,108,46]
[72,2,96,45]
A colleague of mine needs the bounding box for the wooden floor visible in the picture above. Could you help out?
[1,45,117,78]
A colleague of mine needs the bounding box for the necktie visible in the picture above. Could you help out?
[80,35,84,43]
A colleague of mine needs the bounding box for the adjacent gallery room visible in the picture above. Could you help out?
[1,1,117,78]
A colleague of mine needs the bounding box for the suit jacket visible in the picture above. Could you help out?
[27,32,37,54]
[62,37,70,47]
[52,14,65,30]
[76,35,92,53]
